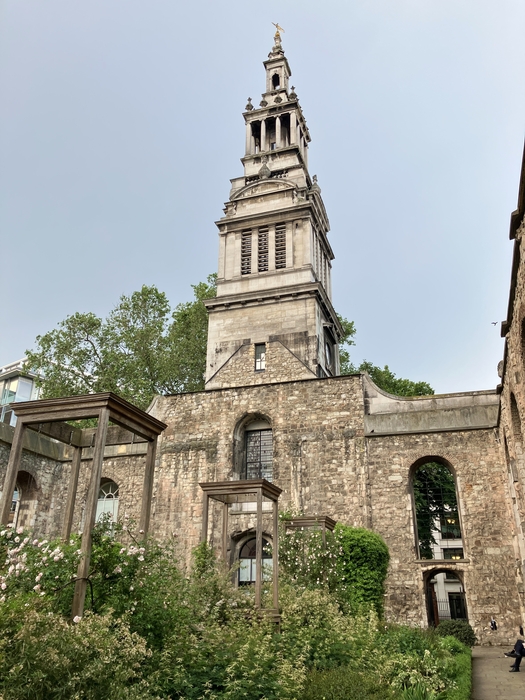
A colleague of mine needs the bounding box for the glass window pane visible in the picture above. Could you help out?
[16,378,33,402]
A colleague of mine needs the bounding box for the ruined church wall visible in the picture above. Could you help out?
[0,435,69,537]
[367,427,519,643]
[148,375,367,561]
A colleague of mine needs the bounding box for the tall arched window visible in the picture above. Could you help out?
[245,421,273,480]
[96,480,119,523]
[238,537,272,585]
[412,459,463,560]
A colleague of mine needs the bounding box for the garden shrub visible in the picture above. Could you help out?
[279,519,389,617]
[334,524,389,616]
[435,620,477,647]
[303,666,401,700]
[0,522,472,700]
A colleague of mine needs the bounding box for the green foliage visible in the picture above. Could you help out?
[343,359,434,397]
[279,521,389,616]
[0,521,471,700]
[336,313,356,374]
[412,462,459,559]
[435,620,477,648]
[303,666,402,700]
[25,276,217,410]
[334,524,389,616]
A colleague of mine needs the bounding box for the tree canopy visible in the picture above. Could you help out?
[25,276,216,411]
[26,283,432,410]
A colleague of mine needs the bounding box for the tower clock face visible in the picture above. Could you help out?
[325,341,332,368]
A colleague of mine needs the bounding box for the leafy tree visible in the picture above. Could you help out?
[25,276,216,410]
[336,314,356,373]
[349,361,434,397]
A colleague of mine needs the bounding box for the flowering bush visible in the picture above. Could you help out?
[0,520,470,699]
[279,519,389,615]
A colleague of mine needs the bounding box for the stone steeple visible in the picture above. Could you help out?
[204,33,342,389]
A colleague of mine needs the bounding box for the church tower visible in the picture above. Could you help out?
[205,30,342,389]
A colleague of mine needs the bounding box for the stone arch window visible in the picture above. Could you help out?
[425,569,467,626]
[238,536,273,585]
[411,458,463,560]
[272,73,280,90]
[96,479,119,523]
[505,433,519,482]
[233,414,274,481]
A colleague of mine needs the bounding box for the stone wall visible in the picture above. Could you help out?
[367,428,518,642]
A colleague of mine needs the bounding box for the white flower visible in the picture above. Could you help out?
[14,537,20,544]
[33,584,41,592]
[35,573,42,583]
[16,527,24,535]
[32,539,38,546]
[1,583,6,591]
[73,616,82,623]
[138,555,144,561]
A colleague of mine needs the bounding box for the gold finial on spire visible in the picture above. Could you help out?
[272,22,285,42]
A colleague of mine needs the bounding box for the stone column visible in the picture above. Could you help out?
[276,116,281,148]
[245,123,252,155]
[290,112,297,145]
[261,119,267,152]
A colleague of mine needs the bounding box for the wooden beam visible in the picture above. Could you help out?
[255,488,263,608]
[27,421,82,447]
[273,499,279,610]
[80,425,147,448]
[72,407,109,620]
[0,422,26,525]
[201,494,209,544]
[62,446,82,540]
[139,440,157,535]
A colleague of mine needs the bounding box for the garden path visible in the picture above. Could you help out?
[471,646,524,699]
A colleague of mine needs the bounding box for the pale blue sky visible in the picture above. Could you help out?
[1,0,525,393]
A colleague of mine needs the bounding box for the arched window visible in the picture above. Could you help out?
[412,459,463,560]
[245,421,273,480]
[96,479,119,523]
[9,484,20,527]
[272,73,280,90]
[238,537,272,585]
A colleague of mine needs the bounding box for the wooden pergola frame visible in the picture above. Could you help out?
[199,479,281,613]
[0,393,166,619]
[283,515,337,547]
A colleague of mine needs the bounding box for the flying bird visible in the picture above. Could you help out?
[491,322,498,326]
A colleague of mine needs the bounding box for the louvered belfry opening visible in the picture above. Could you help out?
[241,230,252,275]
[258,227,269,272]
[275,223,286,268]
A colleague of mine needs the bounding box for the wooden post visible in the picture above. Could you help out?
[255,488,263,608]
[222,502,229,563]
[201,493,209,543]
[272,499,279,611]
[62,446,82,540]
[139,439,157,535]
[71,408,109,620]
[0,421,26,525]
